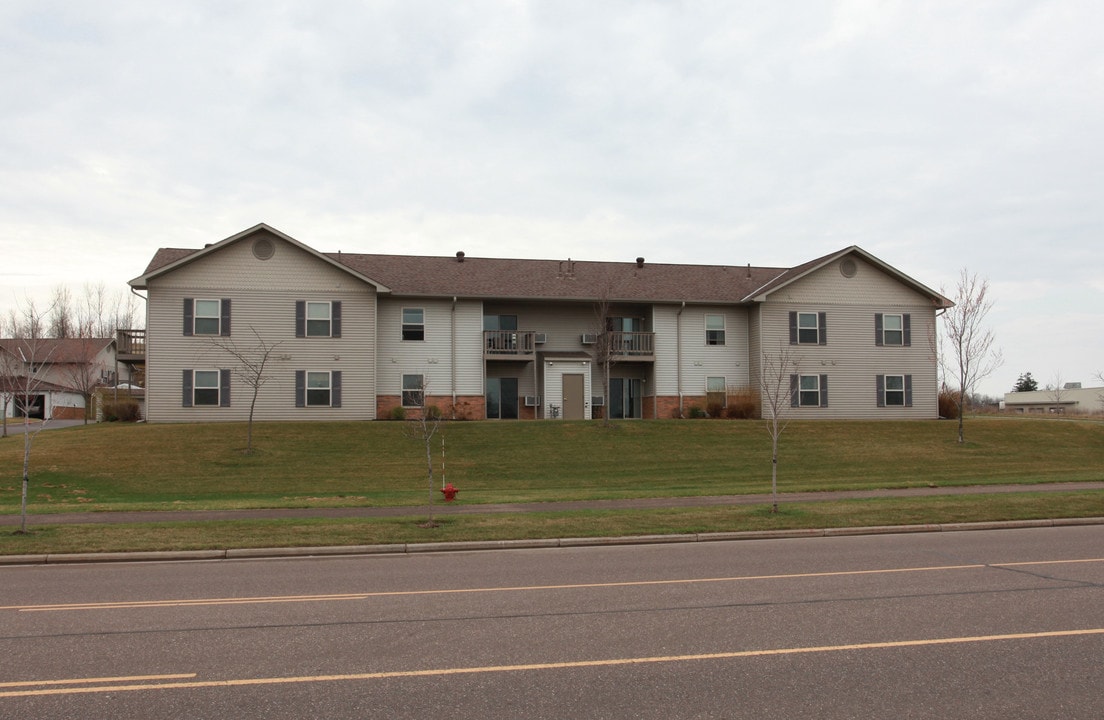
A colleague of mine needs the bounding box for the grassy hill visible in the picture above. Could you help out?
[2,416,1102,514]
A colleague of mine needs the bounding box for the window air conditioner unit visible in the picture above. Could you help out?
[592,396,605,407]
[534,333,547,344]
[581,333,597,344]
[524,395,541,407]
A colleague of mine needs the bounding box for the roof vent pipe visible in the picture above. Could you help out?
[456,251,465,262]
[636,257,645,268]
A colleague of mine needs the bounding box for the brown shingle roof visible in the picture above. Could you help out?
[0,338,113,364]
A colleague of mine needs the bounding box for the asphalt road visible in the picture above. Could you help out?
[2,525,1102,719]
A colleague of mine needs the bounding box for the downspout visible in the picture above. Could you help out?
[676,301,685,418]
[450,297,458,412]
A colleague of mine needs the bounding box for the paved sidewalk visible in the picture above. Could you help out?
[3,481,1102,527]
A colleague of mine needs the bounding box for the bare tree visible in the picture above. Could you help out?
[1045,372,1068,414]
[758,345,799,513]
[48,286,75,338]
[403,378,443,527]
[591,289,617,427]
[208,328,281,454]
[4,300,56,533]
[941,270,1003,444]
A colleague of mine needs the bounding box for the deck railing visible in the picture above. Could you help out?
[116,329,146,358]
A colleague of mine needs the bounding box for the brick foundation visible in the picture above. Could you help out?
[377,395,485,420]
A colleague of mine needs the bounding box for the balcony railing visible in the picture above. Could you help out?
[484,330,536,360]
[116,329,146,360]
[609,331,654,360]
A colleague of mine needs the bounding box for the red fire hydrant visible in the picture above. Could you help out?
[441,483,459,502]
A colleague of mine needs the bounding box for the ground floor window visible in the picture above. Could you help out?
[877,374,912,407]
[486,377,519,419]
[295,370,342,408]
[791,374,828,408]
[402,374,424,407]
[609,377,642,419]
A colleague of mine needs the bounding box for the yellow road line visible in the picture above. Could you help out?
[7,557,1101,614]
[6,564,986,612]
[3,628,1102,699]
[0,674,196,689]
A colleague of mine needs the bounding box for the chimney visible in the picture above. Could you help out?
[456,251,465,263]
[636,257,645,268]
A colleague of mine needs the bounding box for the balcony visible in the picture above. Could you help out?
[116,329,146,362]
[608,331,655,361]
[484,330,537,361]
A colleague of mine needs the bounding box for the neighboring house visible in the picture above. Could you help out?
[128,223,952,423]
[1002,386,1104,415]
[0,337,119,420]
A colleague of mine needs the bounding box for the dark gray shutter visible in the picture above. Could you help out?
[219,368,231,407]
[905,375,913,407]
[220,299,231,336]
[903,314,911,346]
[182,369,193,407]
[876,374,885,407]
[295,301,306,338]
[295,370,305,407]
[789,374,799,408]
[874,313,884,346]
[332,301,342,338]
[819,374,829,407]
[183,298,194,336]
[332,371,342,407]
[788,312,797,345]
[818,312,827,345]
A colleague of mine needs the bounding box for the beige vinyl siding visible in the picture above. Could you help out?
[651,304,751,397]
[376,298,483,398]
[757,260,939,419]
[144,233,378,422]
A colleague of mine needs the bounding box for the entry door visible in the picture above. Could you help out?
[562,374,585,420]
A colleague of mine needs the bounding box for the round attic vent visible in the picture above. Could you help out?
[839,258,857,278]
[252,237,276,260]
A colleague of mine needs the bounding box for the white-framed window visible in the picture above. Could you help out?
[402,374,424,407]
[185,298,229,336]
[402,308,425,341]
[797,312,821,344]
[875,313,910,347]
[790,374,828,408]
[296,300,342,338]
[307,302,333,337]
[193,370,220,406]
[705,314,726,346]
[306,371,332,406]
[294,370,342,408]
[182,368,228,407]
[707,376,727,408]
[877,374,912,407]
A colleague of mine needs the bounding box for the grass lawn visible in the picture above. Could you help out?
[1,415,1101,513]
[0,416,1101,555]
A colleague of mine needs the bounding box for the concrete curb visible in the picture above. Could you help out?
[4,517,1103,566]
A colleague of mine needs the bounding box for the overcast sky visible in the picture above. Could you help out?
[2,1,1101,397]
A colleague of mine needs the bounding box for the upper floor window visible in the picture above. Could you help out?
[296,300,342,338]
[402,308,425,341]
[184,298,230,337]
[705,314,725,346]
[790,311,826,345]
[875,313,911,347]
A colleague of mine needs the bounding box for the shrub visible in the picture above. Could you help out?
[687,405,708,419]
[725,387,759,419]
[706,402,725,419]
[938,387,959,419]
[425,404,442,420]
[389,406,407,421]
[102,401,141,422]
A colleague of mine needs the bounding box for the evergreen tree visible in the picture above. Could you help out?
[1013,372,1038,392]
